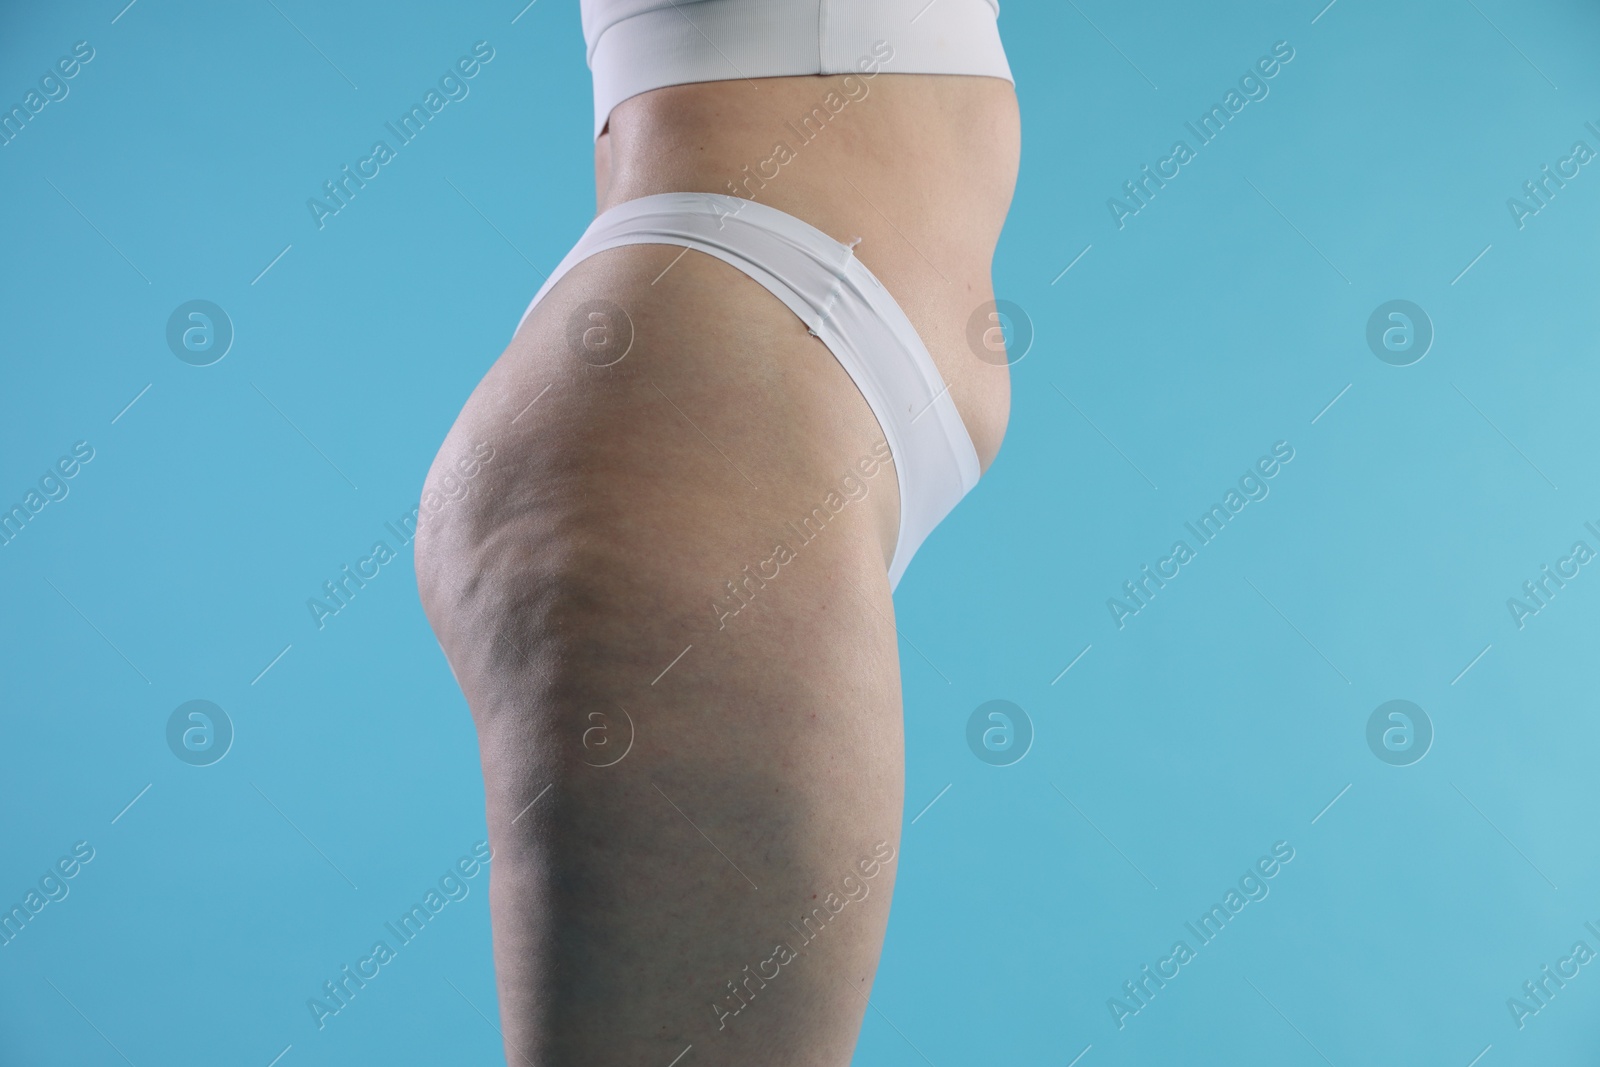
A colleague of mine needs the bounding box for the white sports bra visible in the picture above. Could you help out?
[579,0,1014,139]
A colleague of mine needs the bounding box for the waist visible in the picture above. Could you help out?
[599,72,1020,470]
[602,73,1018,274]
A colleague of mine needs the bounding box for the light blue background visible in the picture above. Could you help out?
[4,1,1599,1064]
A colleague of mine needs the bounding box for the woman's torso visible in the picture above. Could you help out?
[597,69,1021,472]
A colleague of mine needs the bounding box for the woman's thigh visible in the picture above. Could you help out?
[417,244,910,1065]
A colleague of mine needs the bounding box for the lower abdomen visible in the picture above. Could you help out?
[602,72,1022,471]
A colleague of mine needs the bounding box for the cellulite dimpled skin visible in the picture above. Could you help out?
[5,1,1600,1065]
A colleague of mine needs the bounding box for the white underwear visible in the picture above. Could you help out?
[579,0,1014,139]
[513,192,981,590]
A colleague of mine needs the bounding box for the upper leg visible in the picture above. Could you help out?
[417,245,908,1065]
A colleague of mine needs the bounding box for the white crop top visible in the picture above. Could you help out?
[579,0,1014,139]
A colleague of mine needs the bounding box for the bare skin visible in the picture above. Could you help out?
[417,71,1019,1066]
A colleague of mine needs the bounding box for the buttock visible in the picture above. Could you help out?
[421,239,905,615]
